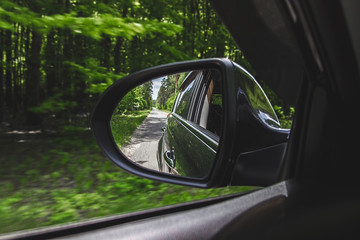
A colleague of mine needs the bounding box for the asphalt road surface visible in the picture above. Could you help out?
[121,108,168,171]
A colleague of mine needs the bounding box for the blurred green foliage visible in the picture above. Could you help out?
[274,105,295,129]
[0,128,252,234]
[114,83,153,114]
[0,1,181,38]
[0,0,293,235]
[157,72,188,111]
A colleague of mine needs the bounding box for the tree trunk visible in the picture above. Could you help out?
[101,36,111,70]
[13,24,20,115]
[62,29,73,91]
[25,30,42,126]
[62,0,73,92]
[74,35,86,111]
[0,30,4,122]
[114,7,129,74]
[18,24,26,113]
[45,30,57,97]
[5,30,12,110]
[114,37,123,74]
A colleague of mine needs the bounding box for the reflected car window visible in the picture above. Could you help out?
[195,71,222,136]
[174,76,196,119]
[186,70,223,137]
[174,69,222,137]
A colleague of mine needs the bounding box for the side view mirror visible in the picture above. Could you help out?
[91,59,289,188]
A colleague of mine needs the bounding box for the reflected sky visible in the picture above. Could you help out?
[152,77,166,100]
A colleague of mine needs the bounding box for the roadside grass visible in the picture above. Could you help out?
[0,113,253,235]
[156,108,171,114]
[110,109,150,148]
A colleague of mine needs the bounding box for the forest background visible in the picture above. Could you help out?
[0,0,293,235]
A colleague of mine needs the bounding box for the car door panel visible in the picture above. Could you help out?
[165,114,217,178]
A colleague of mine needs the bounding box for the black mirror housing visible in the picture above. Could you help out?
[91,58,289,188]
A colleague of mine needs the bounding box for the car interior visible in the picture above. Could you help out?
[3,0,360,239]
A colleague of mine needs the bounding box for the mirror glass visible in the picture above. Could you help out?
[110,69,223,179]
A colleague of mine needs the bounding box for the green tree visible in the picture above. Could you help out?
[0,0,258,128]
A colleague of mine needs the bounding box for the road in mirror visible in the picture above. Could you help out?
[111,69,222,179]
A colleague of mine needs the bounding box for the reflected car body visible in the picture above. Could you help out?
[157,69,222,178]
[157,64,283,179]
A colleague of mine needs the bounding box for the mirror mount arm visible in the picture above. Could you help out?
[230,142,288,186]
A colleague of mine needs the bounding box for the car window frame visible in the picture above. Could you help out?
[173,72,198,118]
[192,70,223,136]
[173,69,222,139]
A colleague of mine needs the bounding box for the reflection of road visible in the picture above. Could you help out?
[121,108,168,171]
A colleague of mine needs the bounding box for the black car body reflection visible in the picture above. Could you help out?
[157,63,282,179]
[157,69,222,178]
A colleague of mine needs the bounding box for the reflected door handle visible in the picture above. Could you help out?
[164,150,176,168]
